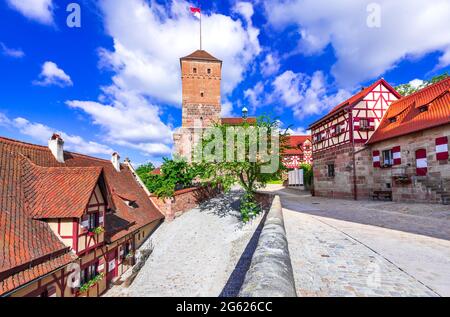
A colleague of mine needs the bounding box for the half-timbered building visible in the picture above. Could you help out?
[309,79,402,199]
[366,77,450,204]
[0,134,164,297]
[282,135,312,169]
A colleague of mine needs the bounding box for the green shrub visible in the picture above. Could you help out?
[136,158,200,199]
[240,192,261,223]
[300,163,313,188]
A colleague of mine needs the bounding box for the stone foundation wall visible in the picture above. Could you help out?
[150,185,221,221]
[313,142,373,200]
[369,124,450,203]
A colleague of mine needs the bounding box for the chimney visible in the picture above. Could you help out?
[111,152,121,172]
[48,133,65,163]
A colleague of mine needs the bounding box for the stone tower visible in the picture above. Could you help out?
[173,50,222,160]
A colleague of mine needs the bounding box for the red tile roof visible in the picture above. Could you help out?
[24,159,103,219]
[367,77,450,144]
[309,79,402,128]
[0,252,75,296]
[284,135,311,155]
[0,136,164,295]
[221,117,257,125]
[181,50,222,63]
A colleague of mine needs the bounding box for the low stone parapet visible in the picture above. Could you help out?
[150,185,221,221]
[239,196,297,297]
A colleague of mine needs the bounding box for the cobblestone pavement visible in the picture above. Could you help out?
[261,185,450,297]
[104,189,264,297]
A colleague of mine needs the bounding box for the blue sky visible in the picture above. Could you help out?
[1,0,449,166]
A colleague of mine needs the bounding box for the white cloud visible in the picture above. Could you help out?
[33,61,73,87]
[221,100,235,117]
[7,0,54,25]
[1,113,114,156]
[0,42,25,58]
[244,81,265,111]
[436,46,450,70]
[271,70,351,119]
[264,0,450,87]
[260,53,280,77]
[66,89,173,157]
[67,0,261,158]
[98,0,261,105]
[409,79,425,89]
[287,127,310,135]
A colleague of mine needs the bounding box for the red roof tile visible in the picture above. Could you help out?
[0,136,164,294]
[23,158,103,219]
[221,117,257,125]
[367,77,450,144]
[309,79,402,128]
[284,135,311,155]
[181,50,222,62]
[0,252,75,296]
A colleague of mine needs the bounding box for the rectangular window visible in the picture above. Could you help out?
[327,164,335,177]
[88,213,98,230]
[360,118,369,130]
[317,133,322,142]
[80,263,98,285]
[335,124,341,135]
[382,149,393,167]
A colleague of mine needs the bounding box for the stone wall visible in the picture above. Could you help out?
[313,142,373,200]
[369,124,450,203]
[239,196,297,297]
[150,186,221,221]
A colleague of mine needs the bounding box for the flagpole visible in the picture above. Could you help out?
[199,2,202,50]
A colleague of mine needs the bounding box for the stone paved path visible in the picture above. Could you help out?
[261,185,450,297]
[105,189,264,297]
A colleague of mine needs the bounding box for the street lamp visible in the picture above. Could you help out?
[242,107,248,119]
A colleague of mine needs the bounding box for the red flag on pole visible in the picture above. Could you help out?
[190,6,201,19]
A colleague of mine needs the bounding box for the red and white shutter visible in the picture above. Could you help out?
[354,117,360,131]
[436,136,449,160]
[98,257,105,273]
[369,118,376,131]
[392,146,401,165]
[415,149,427,176]
[372,150,380,167]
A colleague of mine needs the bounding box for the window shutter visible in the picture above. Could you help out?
[392,146,401,165]
[436,136,449,160]
[369,118,376,131]
[415,149,427,176]
[372,150,380,167]
[354,117,360,131]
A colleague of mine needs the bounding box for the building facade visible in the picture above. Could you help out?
[366,77,450,204]
[309,79,401,199]
[0,135,164,297]
[282,135,312,169]
[173,49,255,161]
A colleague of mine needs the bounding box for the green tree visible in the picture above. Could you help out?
[137,158,199,199]
[395,72,449,96]
[135,162,155,176]
[197,116,288,222]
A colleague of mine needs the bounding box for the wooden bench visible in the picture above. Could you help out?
[372,190,392,201]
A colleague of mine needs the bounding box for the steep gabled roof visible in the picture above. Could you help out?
[309,79,402,129]
[367,77,450,144]
[284,135,311,155]
[23,159,103,219]
[0,136,164,295]
[180,50,222,63]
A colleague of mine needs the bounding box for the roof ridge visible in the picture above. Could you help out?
[0,135,114,164]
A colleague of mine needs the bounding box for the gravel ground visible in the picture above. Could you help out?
[104,189,264,297]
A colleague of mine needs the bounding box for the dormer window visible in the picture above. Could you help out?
[419,105,428,113]
[389,117,397,123]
